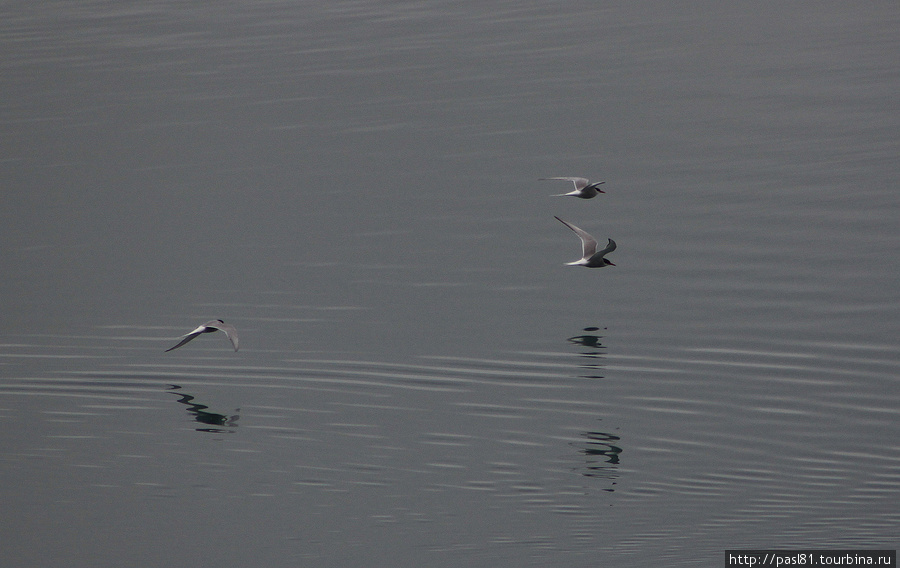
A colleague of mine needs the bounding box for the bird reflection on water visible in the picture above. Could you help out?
[572,429,622,490]
[167,385,239,434]
[567,326,607,379]
[563,326,621,490]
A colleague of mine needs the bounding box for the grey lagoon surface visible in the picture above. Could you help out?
[2,2,898,566]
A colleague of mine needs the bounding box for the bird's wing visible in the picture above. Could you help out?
[540,177,590,190]
[555,216,598,258]
[210,322,240,351]
[597,238,616,257]
[164,331,202,352]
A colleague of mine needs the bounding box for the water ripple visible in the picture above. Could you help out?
[1,333,898,557]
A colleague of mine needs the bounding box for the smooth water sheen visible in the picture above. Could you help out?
[2,2,898,566]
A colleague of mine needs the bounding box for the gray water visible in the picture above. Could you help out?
[1,2,898,566]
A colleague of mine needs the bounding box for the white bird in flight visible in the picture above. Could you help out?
[165,320,239,352]
[539,177,606,199]
[555,216,616,268]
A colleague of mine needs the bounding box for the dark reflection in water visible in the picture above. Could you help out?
[572,428,622,491]
[567,326,606,378]
[564,326,621,490]
[167,385,240,434]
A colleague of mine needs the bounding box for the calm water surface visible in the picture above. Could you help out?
[1,2,898,566]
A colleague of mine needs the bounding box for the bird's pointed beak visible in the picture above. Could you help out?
[606,261,615,266]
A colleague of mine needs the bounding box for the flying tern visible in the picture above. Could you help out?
[165,320,239,352]
[554,216,616,268]
[539,177,606,199]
